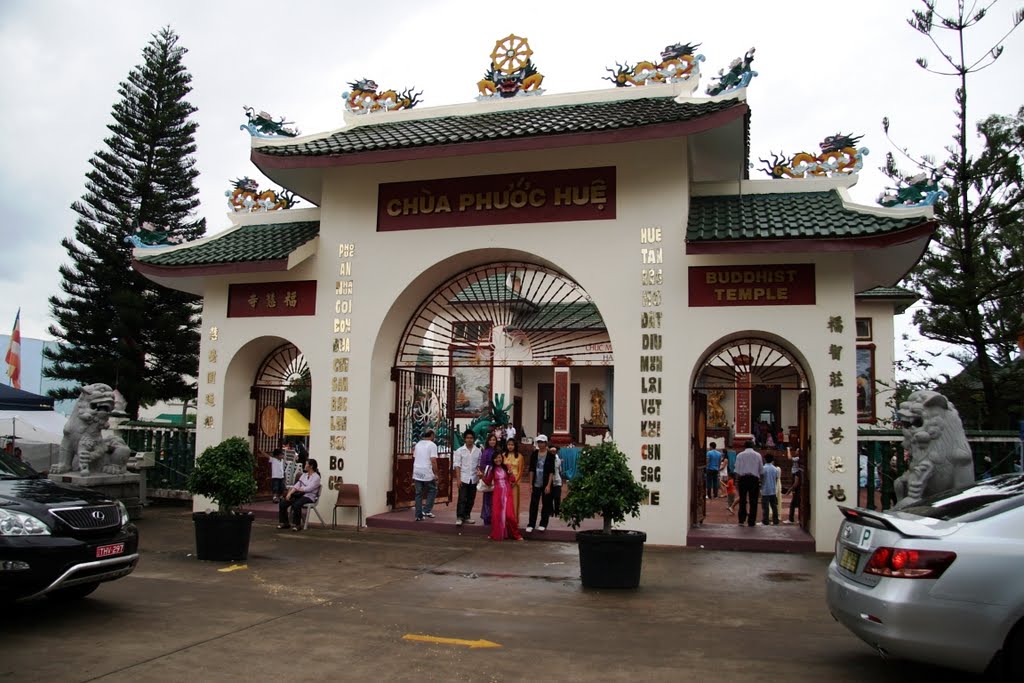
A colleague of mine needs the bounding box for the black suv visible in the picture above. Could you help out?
[0,451,139,601]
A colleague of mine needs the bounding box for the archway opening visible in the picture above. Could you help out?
[690,337,813,545]
[252,342,310,497]
[389,261,615,513]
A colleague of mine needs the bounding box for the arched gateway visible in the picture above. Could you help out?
[251,343,309,494]
[133,59,938,550]
[389,261,613,508]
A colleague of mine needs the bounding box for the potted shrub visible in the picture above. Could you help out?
[186,437,258,561]
[559,440,649,589]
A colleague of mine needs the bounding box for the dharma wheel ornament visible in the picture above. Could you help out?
[477,34,545,99]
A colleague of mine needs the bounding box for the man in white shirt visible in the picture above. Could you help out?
[453,430,481,526]
[412,429,439,521]
[734,440,764,527]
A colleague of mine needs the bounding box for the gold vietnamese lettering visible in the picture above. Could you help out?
[332,376,349,392]
[331,397,349,412]
[335,280,353,295]
[338,243,355,258]
[339,262,351,276]
[331,416,348,431]
[334,318,351,334]
[333,358,350,373]
[333,338,351,353]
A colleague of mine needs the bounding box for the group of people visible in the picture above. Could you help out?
[413,428,566,541]
[272,446,322,532]
[2,441,23,461]
[706,441,802,527]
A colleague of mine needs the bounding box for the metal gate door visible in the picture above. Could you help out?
[691,390,708,526]
[390,368,454,509]
[797,389,812,532]
[251,386,285,496]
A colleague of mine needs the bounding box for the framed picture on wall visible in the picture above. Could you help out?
[513,366,523,389]
[856,317,872,341]
[450,347,493,417]
[856,344,875,423]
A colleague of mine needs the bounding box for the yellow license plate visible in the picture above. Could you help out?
[839,547,860,572]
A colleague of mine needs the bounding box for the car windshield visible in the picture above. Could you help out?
[0,450,39,478]
[900,473,1024,521]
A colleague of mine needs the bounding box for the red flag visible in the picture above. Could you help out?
[5,308,21,389]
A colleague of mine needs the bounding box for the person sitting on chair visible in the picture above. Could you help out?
[278,458,321,531]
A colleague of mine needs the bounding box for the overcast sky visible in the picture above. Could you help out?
[1,0,1021,379]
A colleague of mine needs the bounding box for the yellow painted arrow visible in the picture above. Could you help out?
[217,564,248,573]
[403,634,501,649]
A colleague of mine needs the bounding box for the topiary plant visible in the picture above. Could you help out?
[186,437,257,513]
[559,440,648,534]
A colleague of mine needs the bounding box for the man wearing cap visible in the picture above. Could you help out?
[527,435,556,532]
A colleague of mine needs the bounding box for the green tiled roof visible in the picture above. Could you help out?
[513,302,605,330]
[856,286,918,298]
[258,97,743,158]
[450,275,533,305]
[688,191,926,242]
[137,221,319,267]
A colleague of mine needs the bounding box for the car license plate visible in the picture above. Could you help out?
[839,547,860,572]
[96,543,125,558]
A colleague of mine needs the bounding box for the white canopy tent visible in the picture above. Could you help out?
[1,410,67,472]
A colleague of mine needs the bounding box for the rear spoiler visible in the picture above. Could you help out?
[839,506,962,539]
[839,506,899,531]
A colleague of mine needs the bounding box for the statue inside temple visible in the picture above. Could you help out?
[706,389,728,428]
[588,389,608,426]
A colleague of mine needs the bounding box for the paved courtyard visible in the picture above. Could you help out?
[2,503,974,682]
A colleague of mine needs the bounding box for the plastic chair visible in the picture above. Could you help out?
[302,502,327,530]
[332,484,363,530]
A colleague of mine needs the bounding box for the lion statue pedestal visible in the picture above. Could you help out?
[46,383,144,519]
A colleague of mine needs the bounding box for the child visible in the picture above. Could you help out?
[725,475,737,514]
[270,448,285,503]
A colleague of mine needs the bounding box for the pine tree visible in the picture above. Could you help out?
[883,2,1024,428]
[44,27,206,419]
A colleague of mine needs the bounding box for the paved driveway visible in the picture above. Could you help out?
[1,504,973,682]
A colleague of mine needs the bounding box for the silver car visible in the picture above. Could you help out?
[826,473,1024,678]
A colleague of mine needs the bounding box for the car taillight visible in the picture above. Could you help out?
[863,547,956,579]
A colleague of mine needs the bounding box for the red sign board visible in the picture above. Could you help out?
[553,370,569,433]
[228,280,317,318]
[377,167,616,231]
[688,264,815,307]
[735,372,752,434]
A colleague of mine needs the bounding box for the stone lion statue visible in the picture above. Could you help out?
[49,383,132,476]
[892,390,975,509]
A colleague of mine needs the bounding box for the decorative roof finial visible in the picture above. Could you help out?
[240,106,299,138]
[877,173,948,208]
[706,47,757,96]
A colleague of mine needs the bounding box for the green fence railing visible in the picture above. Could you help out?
[857,430,1022,511]
[122,423,196,493]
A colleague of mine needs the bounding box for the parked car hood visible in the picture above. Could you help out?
[0,476,115,509]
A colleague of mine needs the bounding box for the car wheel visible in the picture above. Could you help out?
[46,582,100,601]
[1003,622,1024,682]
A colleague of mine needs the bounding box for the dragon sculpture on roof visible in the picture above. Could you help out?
[877,172,948,208]
[343,78,422,115]
[758,133,869,179]
[226,177,298,213]
[604,41,705,87]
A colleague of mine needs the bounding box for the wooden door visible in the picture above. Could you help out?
[691,390,708,526]
[250,386,285,496]
[798,389,812,533]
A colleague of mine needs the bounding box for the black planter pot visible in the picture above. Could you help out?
[576,529,647,589]
[192,512,254,561]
